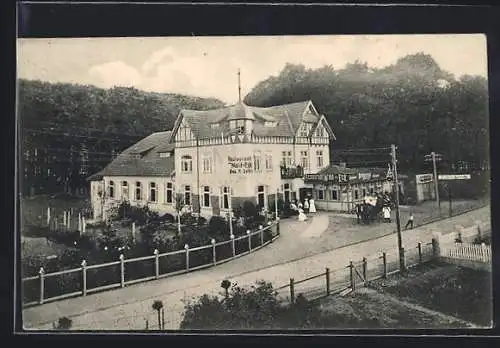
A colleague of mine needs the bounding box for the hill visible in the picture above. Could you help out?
[19,79,225,196]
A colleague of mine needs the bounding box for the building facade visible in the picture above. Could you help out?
[304,165,396,212]
[89,100,336,220]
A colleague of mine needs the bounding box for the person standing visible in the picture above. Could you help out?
[405,211,414,230]
[303,198,309,213]
[309,197,317,213]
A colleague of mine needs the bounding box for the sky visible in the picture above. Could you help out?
[17,34,488,105]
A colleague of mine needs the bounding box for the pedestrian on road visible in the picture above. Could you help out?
[405,211,414,230]
[303,198,309,213]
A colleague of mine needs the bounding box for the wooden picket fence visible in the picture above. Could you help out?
[443,242,491,263]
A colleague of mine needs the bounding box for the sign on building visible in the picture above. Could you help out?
[228,156,253,175]
[416,174,434,184]
[438,174,471,180]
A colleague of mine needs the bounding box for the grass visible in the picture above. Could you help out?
[315,289,466,328]
[368,261,493,327]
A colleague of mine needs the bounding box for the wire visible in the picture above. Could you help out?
[332,146,392,153]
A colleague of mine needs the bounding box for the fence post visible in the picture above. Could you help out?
[185,244,190,272]
[362,257,367,282]
[82,217,86,234]
[154,249,159,280]
[431,238,440,259]
[247,230,252,252]
[418,242,423,264]
[230,234,235,258]
[39,267,45,305]
[381,252,387,278]
[47,207,51,226]
[120,254,125,288]
[81,260,87,296]
[325,267,330,296]
[276,219,280,236]
[349,261,355,291]
[289,278,295,304]
[145,319,149,330]
[211,239,216,265]
[481,243,487,263]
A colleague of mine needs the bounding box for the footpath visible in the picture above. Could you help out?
[23,205,490,330]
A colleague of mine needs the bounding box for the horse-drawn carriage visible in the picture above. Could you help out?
[353,194,394,225]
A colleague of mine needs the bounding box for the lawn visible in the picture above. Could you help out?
[315,288,467,329]
[368,261,493,327]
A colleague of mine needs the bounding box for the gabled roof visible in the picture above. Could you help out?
[173,100,326,139]
[317,165,359,176]
[91,131,175,178]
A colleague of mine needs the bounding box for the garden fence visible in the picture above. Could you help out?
[275,240,436,305]
[22,222,280,307]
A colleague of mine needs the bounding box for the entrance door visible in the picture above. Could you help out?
[299,187,313,203]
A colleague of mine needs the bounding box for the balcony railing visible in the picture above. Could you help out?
[280,165,304,179]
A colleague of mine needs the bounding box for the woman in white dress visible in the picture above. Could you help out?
[303,198,309,213]
[297,208,308,221]
[308,198,317,213]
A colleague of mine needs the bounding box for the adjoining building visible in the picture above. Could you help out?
[88,99,336,221]
[303,164,399,212]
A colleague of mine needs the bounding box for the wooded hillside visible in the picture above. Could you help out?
[244,53,490,174]
[19,79,225,196]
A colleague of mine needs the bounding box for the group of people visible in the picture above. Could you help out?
[289,197,316,222]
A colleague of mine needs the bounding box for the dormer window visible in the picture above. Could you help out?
[159,152,171,158]
[264,121,277,127]
[229,120,245,134]
[210,123,220,129]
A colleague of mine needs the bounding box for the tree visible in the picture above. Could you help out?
[152,300,164,330]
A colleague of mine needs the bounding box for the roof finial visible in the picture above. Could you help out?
[237,68,242,103]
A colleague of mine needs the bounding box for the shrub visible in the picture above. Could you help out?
[155,213,175,223]
[180,212,197,226]
[242,201,258,220]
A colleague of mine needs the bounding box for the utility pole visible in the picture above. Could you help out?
[391,144,405,272]
[425,152,442,211]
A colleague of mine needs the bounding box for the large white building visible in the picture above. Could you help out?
[89,99,336,220]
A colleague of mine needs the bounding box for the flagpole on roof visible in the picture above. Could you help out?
[237,69,242,103]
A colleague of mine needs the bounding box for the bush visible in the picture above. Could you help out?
[155,213,175,223]
[111,201,159,225]
[180,212,197,225]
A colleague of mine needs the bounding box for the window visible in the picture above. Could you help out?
[257,185,265,208]
[362,188,367,198]
[159,152,170,158]
[254,151,262,172]
[184,185,191,206]
[210,123,219,129]
[149,182,157,202]
[281,151,292,167]
[316,150,324,168]
[122,181,129,201]
[202,186,210,208]
[264,121,276,127]
[108,181,115,198]
[299,123,309,137]
[135,182,142,201]
[354,190,359,200]
[331,189,338,201]
[318,189,325,200]
[370,187,374,195]
[202,154,212,174]
[284,183,291,203]
[222,187,231,209]
[181,155,193,173]
[265,153,273,171]
[230,120,245,134]
[315,125,325,137]
[300,151,309,170]
[165,182,173,204]
[178,124,192,141]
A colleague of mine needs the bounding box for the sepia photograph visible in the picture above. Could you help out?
[17,33,492,331]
